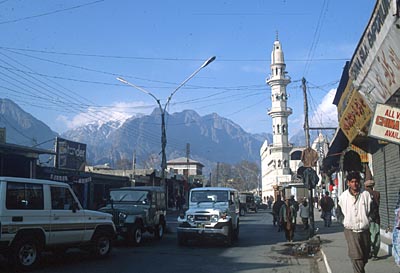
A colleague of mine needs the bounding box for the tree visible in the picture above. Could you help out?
[211,161,260,192]
[115,158,132,170]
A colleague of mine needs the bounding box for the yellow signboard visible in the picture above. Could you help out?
[339,88,372,142]
[350,144,368,163]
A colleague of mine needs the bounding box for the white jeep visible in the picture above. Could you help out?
[176,187,240,246]
[0,176,116,271]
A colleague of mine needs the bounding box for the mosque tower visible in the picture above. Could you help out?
[260,35,293,200]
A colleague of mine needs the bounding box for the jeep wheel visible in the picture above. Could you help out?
[240,207,245,216]
[225,224,233,247]
[154,219,165,240]
[10,237,41,271]
[177,233,187,246]
[92,233,112,257]
[233,220,240,240]
[254,207,258,213]
[130,224,143,245]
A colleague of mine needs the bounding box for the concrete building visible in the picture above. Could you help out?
[260,37,293,201]
[166,157,204,177]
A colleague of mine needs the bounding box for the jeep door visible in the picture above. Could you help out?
[49,186,85,244]
[147,191,156,226]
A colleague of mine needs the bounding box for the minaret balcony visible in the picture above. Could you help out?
[267,107,292,116]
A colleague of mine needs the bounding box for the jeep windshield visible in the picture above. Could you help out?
[190,191,228,203]
[110,190,148,203]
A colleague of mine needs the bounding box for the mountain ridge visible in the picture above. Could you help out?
[1,98,322,174]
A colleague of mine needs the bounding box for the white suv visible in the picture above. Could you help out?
[0,176,116,271]
[177,187,240,246]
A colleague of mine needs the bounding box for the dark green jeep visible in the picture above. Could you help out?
[99,186,166,245]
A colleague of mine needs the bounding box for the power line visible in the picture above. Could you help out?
[0,0,105,25]
[0,46,350,62]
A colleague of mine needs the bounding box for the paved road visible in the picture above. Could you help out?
[0,210,324,273]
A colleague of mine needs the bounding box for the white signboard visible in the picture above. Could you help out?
[369,103,400,144]
[350,1,400,107]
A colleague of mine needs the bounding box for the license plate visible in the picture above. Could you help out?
[197,223,205,228]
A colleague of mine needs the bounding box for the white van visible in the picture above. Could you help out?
[0,176,116,271]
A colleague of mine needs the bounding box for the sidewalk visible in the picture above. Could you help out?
[313,207,399,273]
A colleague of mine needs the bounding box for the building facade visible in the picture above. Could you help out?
[324,0,400,255]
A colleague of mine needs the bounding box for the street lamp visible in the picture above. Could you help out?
[116,56,216,197]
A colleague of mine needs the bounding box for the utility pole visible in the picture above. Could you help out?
[302,77,315,239]
[186,143,190,183]
[216,162,220,187]
[132,149,136,174]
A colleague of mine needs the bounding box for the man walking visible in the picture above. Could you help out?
[320,191,335,227]
[272,195,284,231]
[279,197,297,242]
[338,171,373,273]
[364,179,380,260]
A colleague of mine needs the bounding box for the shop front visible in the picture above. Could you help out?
[37,167,130,210]
[325,0,400,256]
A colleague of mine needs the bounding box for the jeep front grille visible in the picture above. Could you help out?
[194,215,210,221]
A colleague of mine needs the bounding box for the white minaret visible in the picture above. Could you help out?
[260,35,292,200]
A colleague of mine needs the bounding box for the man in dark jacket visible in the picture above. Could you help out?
[272,195,285,231]
[320,191,335,227]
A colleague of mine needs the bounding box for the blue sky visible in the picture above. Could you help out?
[0,0,376,137]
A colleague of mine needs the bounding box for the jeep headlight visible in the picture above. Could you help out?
[187,214,194,222]
[220,212,228,220]
[119,212,127,219]
[210,214,219,222]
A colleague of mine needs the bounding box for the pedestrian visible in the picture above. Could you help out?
[180,195,186,211]
[176,195,182,211]
[337,171,373,273]
[279,197,297,242]
[320,191,335,227]
[299,197,309,230]
[289,195,299,231]
[267,196,273,209]
[272,195,285,231]
[364,179,380,260]
[314,196,319,209]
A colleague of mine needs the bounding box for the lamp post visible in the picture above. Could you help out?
[117,56,216,200]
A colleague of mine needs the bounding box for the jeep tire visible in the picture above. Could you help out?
[233,220,240,240]
[154,219,165,240]
[91,232,112,257]
[10,237,41,271]
[130,224,143,245]
[240,207,246,216]
[225,223,233,247]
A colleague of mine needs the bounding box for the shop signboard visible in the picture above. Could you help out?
[369,103,400,144]
[55,137,87,171]
[339,88,372,142]
[350,0,400,107]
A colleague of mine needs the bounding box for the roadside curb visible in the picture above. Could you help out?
[320,248,332,273]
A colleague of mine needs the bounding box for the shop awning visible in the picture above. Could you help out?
[322,129,348,173]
